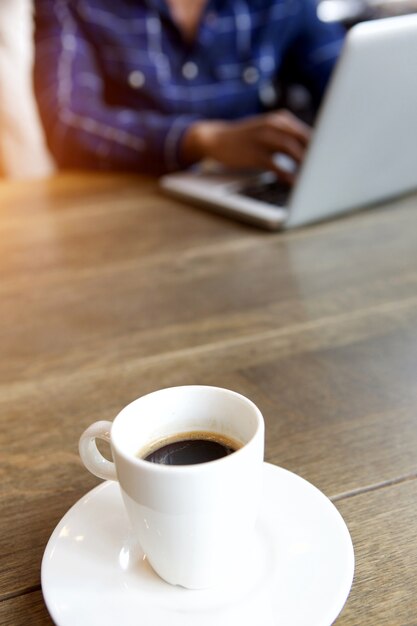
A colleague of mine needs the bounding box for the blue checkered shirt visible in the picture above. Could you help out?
[34,0,344,174]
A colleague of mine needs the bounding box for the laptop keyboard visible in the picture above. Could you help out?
[238,179,291,207]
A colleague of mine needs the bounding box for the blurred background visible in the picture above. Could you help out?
[0,0,416,181]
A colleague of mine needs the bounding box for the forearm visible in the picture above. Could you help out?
[180,111,310,182]
[293,0,345,106]
[37,99,199,175]
[180,120,229,166]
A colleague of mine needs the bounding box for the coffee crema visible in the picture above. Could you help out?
[139,431,242,466]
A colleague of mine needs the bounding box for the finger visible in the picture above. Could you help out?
[256,152,297,186]
[272,152,298,175]
[266,110,311,145]
[270,164,296,186]
[259,131,307,164]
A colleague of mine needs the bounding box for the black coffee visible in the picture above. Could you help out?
[141,431,240,466]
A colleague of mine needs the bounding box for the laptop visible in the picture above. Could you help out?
[160,14,417,230]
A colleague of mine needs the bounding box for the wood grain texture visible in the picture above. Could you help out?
[335,479,417,625]
[0,591,53,626]
[1,173,417,622]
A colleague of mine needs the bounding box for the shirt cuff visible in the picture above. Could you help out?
[163,114,201,172]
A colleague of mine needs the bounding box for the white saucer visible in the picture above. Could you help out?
[42,463,354,626]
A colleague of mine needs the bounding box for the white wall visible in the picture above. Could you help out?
[0,0,54,178]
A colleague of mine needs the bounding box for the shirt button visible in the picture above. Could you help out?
[242,66,260,85]
[259,81,277,107]
[182,61,199,80]
[63,34,76,51]
[128,70,145,89]
[205,11,217,25]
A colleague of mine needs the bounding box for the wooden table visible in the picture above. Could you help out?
[1,172,417,625]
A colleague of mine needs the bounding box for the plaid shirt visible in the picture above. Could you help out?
[34,0,344,174]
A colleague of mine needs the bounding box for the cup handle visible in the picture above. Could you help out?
[79,421,117,481]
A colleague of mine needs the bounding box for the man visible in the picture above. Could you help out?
[34,0,344,182]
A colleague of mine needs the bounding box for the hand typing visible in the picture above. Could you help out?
[182,110,311,184]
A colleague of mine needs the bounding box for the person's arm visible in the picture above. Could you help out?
[182,110,311,184]
[181,2,342,182]
[282,0,346,107]
[33,0,200,174]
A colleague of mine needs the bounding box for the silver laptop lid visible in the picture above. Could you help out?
[286,14,417,228]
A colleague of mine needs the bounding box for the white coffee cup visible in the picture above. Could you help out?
[79,385,264,589]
